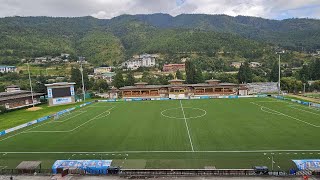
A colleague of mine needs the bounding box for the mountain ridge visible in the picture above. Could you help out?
[0,14,319,65]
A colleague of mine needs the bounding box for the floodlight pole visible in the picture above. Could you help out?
[27,61,35,107]
[278,54,281,96]
[80,58,86,102]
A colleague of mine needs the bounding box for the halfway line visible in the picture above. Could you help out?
[180,100,194,152]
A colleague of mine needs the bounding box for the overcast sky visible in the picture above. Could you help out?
[0,0,319,20]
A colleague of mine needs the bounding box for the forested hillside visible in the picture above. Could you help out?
[0,14,319,65]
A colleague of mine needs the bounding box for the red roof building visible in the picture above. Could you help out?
[163,64,185,72]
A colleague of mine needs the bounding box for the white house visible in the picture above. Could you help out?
[230,62,243,69]
[122,54,156,70]
[0,66,17,73]
[249,62,262,68]
[61,53,70,58]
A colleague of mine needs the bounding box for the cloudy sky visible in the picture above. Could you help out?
[0,0,319,20]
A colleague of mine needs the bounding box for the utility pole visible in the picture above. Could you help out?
[79,57,86,102]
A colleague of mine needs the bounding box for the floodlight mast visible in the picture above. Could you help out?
[278,54,281,96]
[27,61,35,107]
[79,56,86,102]
[276,50,284,96]
[23,51,35,107]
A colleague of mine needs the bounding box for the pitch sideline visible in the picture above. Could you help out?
[1,150,320,154]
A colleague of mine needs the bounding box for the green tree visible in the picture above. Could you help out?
[175,69,183,80]
[270,60,280,82]
[310,59,320,80]
[299,65,310,82]
[70,67,82,90]
[34,74,47,93]
[281,77,303,93]
[185,60,196,84]
[70,66,90,91]
[237,61,253,83]
[195,68,204,83]
[112,71,125,88]
[94,79,109,92]
[126,71,136,86]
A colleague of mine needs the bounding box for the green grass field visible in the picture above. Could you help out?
[0,97,319,170]
[0,100,99,132]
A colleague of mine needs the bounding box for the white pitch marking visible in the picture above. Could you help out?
[161,107,207,120]
[0,102,99,142]
[251,102,320,128]
[2,150,320,154]
[260,107,282,116]
[180,100,194,152]
[289,106,320,116]
[24,107,114,133]
[53,111,87,123]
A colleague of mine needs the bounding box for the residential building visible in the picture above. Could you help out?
[94,67,114,75]
[61,53,70,58]
[101,72,116,83]
[34,57,47,63]
[163,64,185,72]
[122,54,157,70]
[0,66,17,73]
[230,62,242,69]
[249,62,262,68]
[77,60,88,64]
[5,85,21,92]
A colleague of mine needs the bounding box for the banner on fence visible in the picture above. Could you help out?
[0,131,5,136]
[272,95,319,108]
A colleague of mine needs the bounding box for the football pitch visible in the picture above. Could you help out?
[0,97,320,170]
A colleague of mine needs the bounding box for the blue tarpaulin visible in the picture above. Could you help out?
[52,160,112,174]
[292,159,320,170]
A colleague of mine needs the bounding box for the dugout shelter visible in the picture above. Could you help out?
[52,160,113,175]
[45,82,76,106]
[16,161,42,174]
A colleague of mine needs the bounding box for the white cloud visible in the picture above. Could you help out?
[0,0,319,19]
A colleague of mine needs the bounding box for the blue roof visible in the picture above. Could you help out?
[0,65,16,68]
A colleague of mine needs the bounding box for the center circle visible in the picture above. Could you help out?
[161,107,207,120]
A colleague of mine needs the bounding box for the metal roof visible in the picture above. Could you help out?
[119,83,239,90]
[45,82,76,87]
[16,161,41,170]
[0,91,45,102]
[0,90,30,97]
